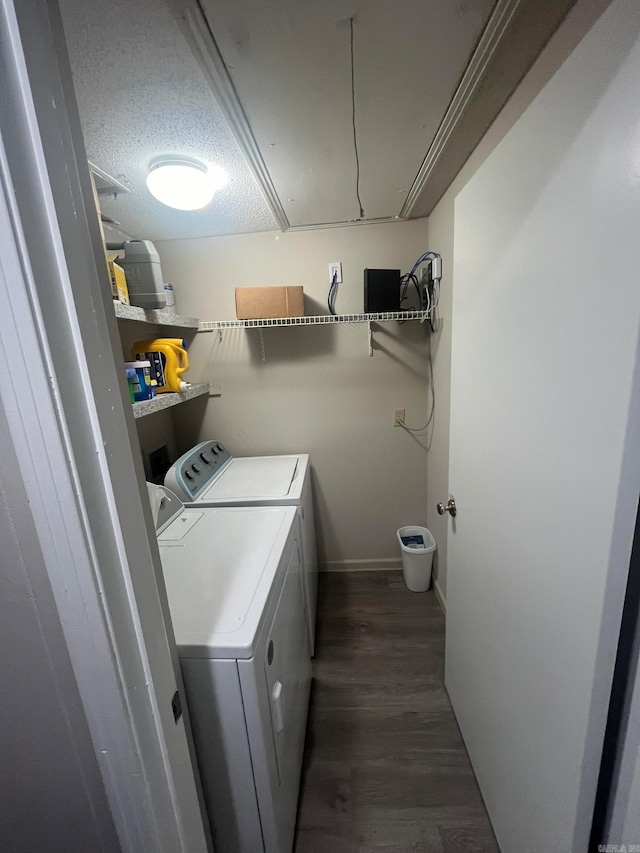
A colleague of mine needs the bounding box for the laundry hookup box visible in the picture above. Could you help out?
[235,286,305,320]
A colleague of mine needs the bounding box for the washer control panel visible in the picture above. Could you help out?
[164,440,232,501]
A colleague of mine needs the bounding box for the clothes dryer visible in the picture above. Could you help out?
[153,487,311,853]
[165,441,318,654]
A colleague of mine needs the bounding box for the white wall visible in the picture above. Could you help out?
[157,219,432,568]
[425,0,614,604]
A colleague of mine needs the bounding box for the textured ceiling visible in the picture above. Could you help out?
[59,0,496,238]
[198,0,495,227]
[58,0,278,240]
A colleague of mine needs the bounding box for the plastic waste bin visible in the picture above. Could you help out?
[397,526,436,592]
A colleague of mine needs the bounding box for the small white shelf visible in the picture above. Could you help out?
[198,310,428,331]
[114,301,200,329]
[132,383,210,419]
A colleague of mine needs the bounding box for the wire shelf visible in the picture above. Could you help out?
[198,310,428,331]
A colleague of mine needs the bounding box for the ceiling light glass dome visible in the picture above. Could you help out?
[146,156,228,210]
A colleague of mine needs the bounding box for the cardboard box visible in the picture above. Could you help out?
[235,286,304,320]
[108,259,130,305]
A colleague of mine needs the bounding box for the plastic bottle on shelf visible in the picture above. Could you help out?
[163,283,176,315]
[131,338,189,393]
[125,360,156,402]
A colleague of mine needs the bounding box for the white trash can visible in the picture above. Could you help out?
[397,526,437,592]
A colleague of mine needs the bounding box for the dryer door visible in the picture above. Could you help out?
[238,536,312,853]
[264,541,311,786]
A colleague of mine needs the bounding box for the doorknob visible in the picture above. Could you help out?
[437,499,457,518]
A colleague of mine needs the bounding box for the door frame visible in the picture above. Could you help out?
[0,0,211,849]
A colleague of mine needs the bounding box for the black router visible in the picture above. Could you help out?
[364,268,401,313]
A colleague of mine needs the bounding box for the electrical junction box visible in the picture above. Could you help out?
[235,286,304,320]
[364,268,401,313]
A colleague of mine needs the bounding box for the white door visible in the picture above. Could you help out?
[444,3,640,851]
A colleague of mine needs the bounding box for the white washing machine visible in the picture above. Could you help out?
[153,486,311,853]
[165,441,318,654]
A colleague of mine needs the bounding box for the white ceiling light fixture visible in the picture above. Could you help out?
[146,156,228,210]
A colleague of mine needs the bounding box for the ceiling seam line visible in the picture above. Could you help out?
[171,0,290,232]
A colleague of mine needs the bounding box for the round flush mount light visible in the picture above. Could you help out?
[146,156,228,210]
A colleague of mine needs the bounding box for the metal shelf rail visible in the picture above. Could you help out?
[198,310,428,360]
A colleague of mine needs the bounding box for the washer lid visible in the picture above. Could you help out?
[197,455,304,503]
[157,505,297,659]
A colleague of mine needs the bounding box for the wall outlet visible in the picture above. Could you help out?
[393,408,405,427]
[329,261,343,283]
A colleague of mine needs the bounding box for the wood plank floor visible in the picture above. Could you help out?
[294,571,499,853]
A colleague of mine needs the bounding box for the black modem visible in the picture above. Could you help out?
[364,268,401,313]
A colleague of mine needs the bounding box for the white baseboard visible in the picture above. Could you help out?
[319,558,402,573]
[433,579,446,615]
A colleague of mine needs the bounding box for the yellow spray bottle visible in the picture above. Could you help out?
[131,338,189,393]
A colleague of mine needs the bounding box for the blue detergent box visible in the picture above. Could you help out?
[401,534,425,549]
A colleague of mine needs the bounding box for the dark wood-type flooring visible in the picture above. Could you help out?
[294,571,499,853]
